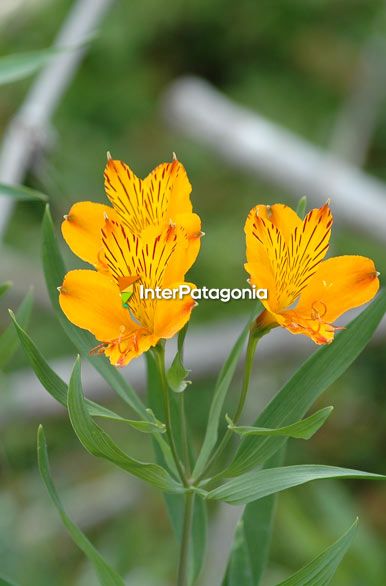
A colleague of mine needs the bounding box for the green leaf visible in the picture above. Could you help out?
[225,519,254,586]
[0,183,47,202]
[276,519,358,585]
[192,307,259,478]
[0,281,12,299]
[10,312,165,433]
[226,291,386,477]
[167,352,191,393]
[125,409,166,433]
[0,289,33,369]
[226,406,333,440]
[167,328,191,393]
[207,465,386,505]
[223,449,285,586]
[0,49,59,85]
[37,426,125,586]
[67,357,182,493]
[0,577,18,586]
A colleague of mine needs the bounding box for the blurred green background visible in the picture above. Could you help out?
[0,0,385,584]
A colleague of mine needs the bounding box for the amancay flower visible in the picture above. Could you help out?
[245,203,379,344]
[62,156,201,273]
[59,157,201,366]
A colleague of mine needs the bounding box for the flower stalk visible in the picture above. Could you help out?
[153,343,188,486]
[177,491,195,586]
[195,321,265,483]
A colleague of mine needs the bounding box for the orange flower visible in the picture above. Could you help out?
[59,157,201,366]
[245,203,379,344]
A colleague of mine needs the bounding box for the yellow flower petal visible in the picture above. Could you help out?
[104,159,146,234]
[163,213,202,284]
[59,269,138,342]
[61,201,118,269]
[103,158,193,235]
[294,255,380,322]
[158,160,193,218]
[245,202,333,313]
[247,204,302,243]
[285,203,333,306]
[245,208,288,313]
[153,283,197,339]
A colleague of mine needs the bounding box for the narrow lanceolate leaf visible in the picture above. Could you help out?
[226,291,386,477]
[277,519,358,585]
[10,312,165,433]
[0,289,33,369]
[67,357,182,493]
[207,465,386,505]
[0,49,59,85]
[225,520,254,586]
[226,407,333,440]
[192,306,260,478]
[37,426,125,586]
[0,281,12,299]
[223,449,285,586]
[0,183,47,202]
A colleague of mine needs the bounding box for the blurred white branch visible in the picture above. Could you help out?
[330,38,386,166]
[0,0,114,239]
[162,76,386,241]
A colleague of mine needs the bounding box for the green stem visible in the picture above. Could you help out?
[195,331,259,482]
[177,491,195,586]
[233,332,259,423]
[154,344,187,486]
[180,392,191,477]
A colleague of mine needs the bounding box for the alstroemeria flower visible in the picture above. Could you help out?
[59,158,201,366]
[61,156,202,274]
[245,202,380,344]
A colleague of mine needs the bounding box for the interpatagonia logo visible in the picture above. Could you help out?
[139,284,268,303]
